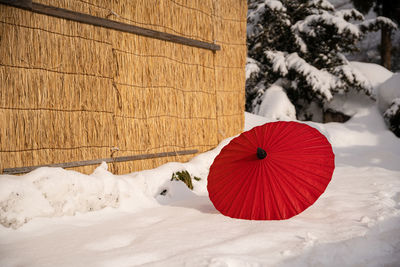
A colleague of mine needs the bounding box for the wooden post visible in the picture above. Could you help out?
[0,0,32,9]
[0,1,221,51]
[2,150,199,175]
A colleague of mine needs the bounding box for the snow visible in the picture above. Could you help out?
[286,53,335,100]
[378,73,400,113]
[326,61,394,118]
[333,64,372,95]
[264,0,286,12]
[309,0,335,11]
[265,51,288,76]
[330,0,400,71]
[360,16,398,31]
[261,51,339,101]
[350,61,393,91]
[384,98,400,118]
[1,63,400,266]
[334,9,363,21]
[245,57,260,80]
[292,11,361,38]
[255,83,296,121]
[247,0,290,37]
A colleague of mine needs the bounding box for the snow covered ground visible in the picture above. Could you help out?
[1,62,400,266]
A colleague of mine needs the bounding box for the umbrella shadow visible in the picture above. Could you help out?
[166,195,220,215]
[155,180,219,215]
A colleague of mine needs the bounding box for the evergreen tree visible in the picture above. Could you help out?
[246,0,397,121]
[351,0,400,70]
[384,98,400,137]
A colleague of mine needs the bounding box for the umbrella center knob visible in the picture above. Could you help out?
[257,147,267,160]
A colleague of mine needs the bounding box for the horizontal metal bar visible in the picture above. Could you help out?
[0,0,31,9]
[0,1,221,51]
[2,149,199,174]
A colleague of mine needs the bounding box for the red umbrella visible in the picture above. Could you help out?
[207,121,335,220]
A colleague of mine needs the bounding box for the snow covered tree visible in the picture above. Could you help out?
[351,0,400,70]
[379,73,400,137]
[246,0,397,121]
[384,99,400,137]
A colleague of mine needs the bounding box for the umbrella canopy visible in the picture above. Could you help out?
[207,121,335,220]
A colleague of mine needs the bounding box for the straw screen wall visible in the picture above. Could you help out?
[0,0,247,174]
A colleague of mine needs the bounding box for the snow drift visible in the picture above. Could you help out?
[1,62,400,267]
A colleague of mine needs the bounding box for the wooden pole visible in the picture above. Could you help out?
[0,1,221,51]
[2,150,199,174]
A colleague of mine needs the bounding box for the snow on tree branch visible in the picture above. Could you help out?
[332,65,372,95]
[246,57,261,80]
[264,0,287,12]
[384,98,400,137]
[292,11,361,38]
[334,9,364,21]
[247,0,290,38]
[384,98,400,117]
[359,16,398,33]
[307,0,334,11]
[264,51,288,76]
[286,53,335,101]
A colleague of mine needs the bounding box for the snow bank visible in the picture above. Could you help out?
[350,61,393,91]
[255,84,296,121]
[1,61,400,267]
[378,73,400,113]
[0,163,143,229]
[0,141,232,229]
[333,64,372,95]
[1,105,400,266]
[244,111,270,131]
[324,62,393,118]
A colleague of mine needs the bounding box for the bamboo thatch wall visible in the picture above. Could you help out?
[0,0,247,174]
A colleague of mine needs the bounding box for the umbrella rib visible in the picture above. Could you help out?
[273,152,334,168]
[272,125,318,153]
[243,162,265,219]
[226,140,254,153]
[235,165,260,219]
[277,162,328,192]
[268,160,314,207]
[225,171,255,218]
[258,161,267,219]
[253,161,272,219]
[264,160,284,219]
[209,171,246,202]
[272,158,334,182]
[267,161,301,218]
[274,143,332,154]
[262,122,279,150]
[208,161,255,191]
[273,159,334,173]
[240,134,259,151]
[211,165,256,215]
[269,123,301,152]
[270,159,331,195]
